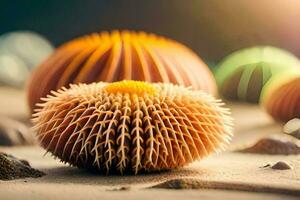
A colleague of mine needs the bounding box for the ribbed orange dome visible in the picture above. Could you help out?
[27,31,216,111]
[261,74,300,122]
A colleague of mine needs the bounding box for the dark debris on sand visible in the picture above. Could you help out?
[0,152,45,180]
[151,178,203,189]
[236,138,300,155]
[271,161,293,170]
[150,178,300,196]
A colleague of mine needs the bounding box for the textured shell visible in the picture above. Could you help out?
[215,46,300,103]
[32,81,232,174]
[27,30,216,111]
[261,72,300,122]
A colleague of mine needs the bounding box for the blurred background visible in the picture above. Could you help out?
[1,0,300,63]
[1,0,300,144]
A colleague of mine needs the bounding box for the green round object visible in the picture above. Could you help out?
[0,31,54,88]
[214,46,300,103]
[0,53,29,87]
[0,31,54,70]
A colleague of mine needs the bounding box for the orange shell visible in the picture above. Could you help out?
[27,31,216,111]
[261,75,300,122]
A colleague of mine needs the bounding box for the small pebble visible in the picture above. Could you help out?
[283,118,300,140]
[108,186,131,191]
[271,161,292,170]
[260,163,271,168]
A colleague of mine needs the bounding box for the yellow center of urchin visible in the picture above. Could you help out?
[104,80,157,95]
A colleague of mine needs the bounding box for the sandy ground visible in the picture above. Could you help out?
[0,88,300,199]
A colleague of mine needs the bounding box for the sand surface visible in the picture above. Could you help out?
[0,88,300,199]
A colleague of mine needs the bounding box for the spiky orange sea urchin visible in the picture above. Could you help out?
[32,81,233,174]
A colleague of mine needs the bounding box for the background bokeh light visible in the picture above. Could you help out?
[1,0,300,62]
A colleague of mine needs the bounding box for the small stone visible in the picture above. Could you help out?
[119,186,130,191]
[260,163,271,168]
[283,118,300,140]
[0,152,45,180]
[271,161,292,170]
[109,186,131,191]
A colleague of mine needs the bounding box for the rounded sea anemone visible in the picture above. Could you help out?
[214,46,300,103]
[32,80,232,174]
[27,30,216,111]
[261,71,300,122]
